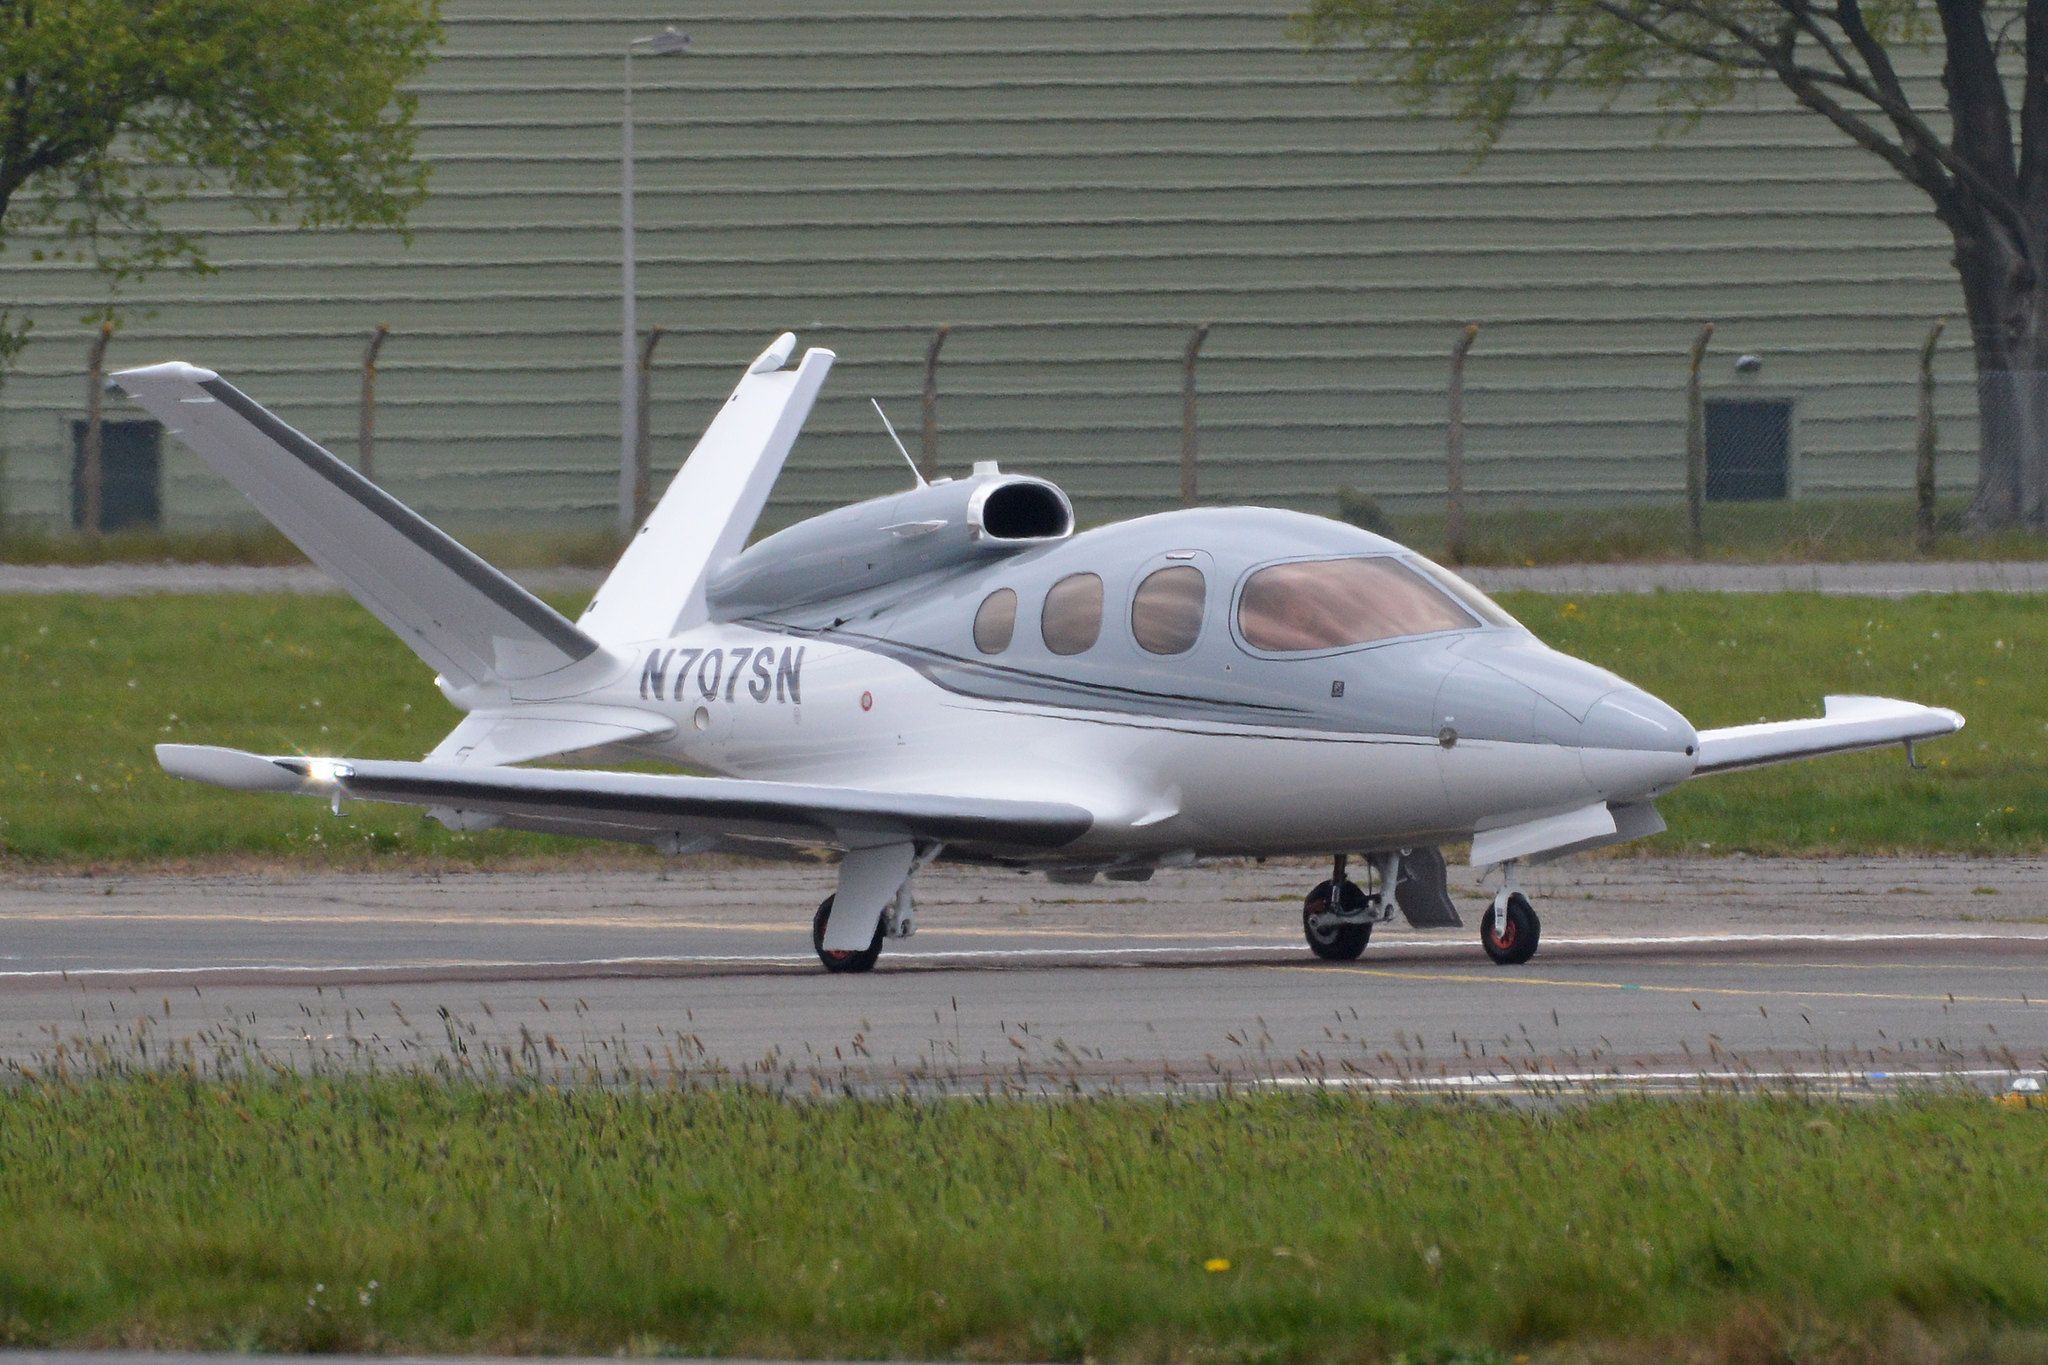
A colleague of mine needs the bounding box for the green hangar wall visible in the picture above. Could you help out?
[0,1,1977,534]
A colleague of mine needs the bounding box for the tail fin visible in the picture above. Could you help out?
[112,362,602,690]
[576,332,834,647]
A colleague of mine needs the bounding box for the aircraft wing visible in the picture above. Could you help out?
[1691,694,1964,775]
[155,744,1093,853]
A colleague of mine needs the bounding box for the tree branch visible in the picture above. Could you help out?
[1650,0,2031,238]
[1795,0,1968,207]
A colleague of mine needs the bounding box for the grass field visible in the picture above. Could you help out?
[0,590,2039,866]
[1365,495,2048,566]
[0,1077,2041,1361]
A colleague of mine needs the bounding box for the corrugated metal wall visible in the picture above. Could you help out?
[0,1,1978,533]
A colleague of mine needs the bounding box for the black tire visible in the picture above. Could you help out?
[1480,892,1540,965]
[1303,877,1372,961]
[812,894,884,973]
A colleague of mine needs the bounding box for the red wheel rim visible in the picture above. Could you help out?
[1490,914,1516,950]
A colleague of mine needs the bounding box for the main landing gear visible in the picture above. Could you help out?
[809,843,936,974]
[811,880,921,974]
[811,894,885,973]
[1302,853,1543,966]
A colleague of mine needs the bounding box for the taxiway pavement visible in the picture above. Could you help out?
[3,857,2043,1093]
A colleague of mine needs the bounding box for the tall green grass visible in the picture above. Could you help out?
[0,1077,2042,1360]
[0,591,2038,865]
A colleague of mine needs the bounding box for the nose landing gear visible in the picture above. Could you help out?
[1303,876,1372,960]
[1302,852,1401,961]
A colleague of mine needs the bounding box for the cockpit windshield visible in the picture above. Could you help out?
[1237,556,1479,652]
[1410,555,1522,629]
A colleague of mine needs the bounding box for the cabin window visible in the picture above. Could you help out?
[1237,556,1475,652]
[1131,565,1206,655]
[1040,572,1103,655]
[973,588,1017,654]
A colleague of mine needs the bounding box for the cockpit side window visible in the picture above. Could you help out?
[973,587,1017,654]
[1131,565,1206,655]
[1041,572,1103,655]
[1238,556,1476,652]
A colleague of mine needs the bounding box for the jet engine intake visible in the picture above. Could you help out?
[706,469,1073,617]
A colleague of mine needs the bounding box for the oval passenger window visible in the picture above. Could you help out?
[1040,572,1103,655]
[973,588,1017,654]
[1131,564,1206,655]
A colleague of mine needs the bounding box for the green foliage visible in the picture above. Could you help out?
[0,309,26,376]
[1294,0,1930,156]
[0,0,441,294]
[0,1078,2045,1358]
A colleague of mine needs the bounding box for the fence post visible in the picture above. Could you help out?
[1181,323,1210,507]
[634,325,666,528]
[80,321,115,538]
[1916,319,1946,554]
[358,323,390,481]
[1446,322,1480,565]
[919,325,949,483]
[1685,322,1715,559]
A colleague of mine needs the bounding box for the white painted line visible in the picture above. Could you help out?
[2,928,2042,983]
[1265,1067,2031,1090]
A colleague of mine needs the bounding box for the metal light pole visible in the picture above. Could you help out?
[620,25,690,535]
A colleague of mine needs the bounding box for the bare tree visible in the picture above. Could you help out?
[1300,0,2048,530]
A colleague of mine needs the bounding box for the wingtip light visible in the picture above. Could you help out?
[108,361,222,390]
[749,332,799,374]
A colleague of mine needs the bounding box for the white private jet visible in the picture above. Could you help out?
[115,334,1963,973]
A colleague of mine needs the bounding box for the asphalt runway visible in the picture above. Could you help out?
[2,857,2043,1094]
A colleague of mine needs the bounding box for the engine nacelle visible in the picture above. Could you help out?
[706,467,1072,617]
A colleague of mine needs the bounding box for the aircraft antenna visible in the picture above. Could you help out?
[870,399,927,488]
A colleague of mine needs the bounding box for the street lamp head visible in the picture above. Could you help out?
[634,26,691,55]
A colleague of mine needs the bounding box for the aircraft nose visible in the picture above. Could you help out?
[1579,687,1699,797]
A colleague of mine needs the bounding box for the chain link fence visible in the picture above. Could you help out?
[7,315,2047,562]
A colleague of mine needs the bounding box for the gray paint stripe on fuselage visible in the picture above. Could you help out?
[752,619,1337,730]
